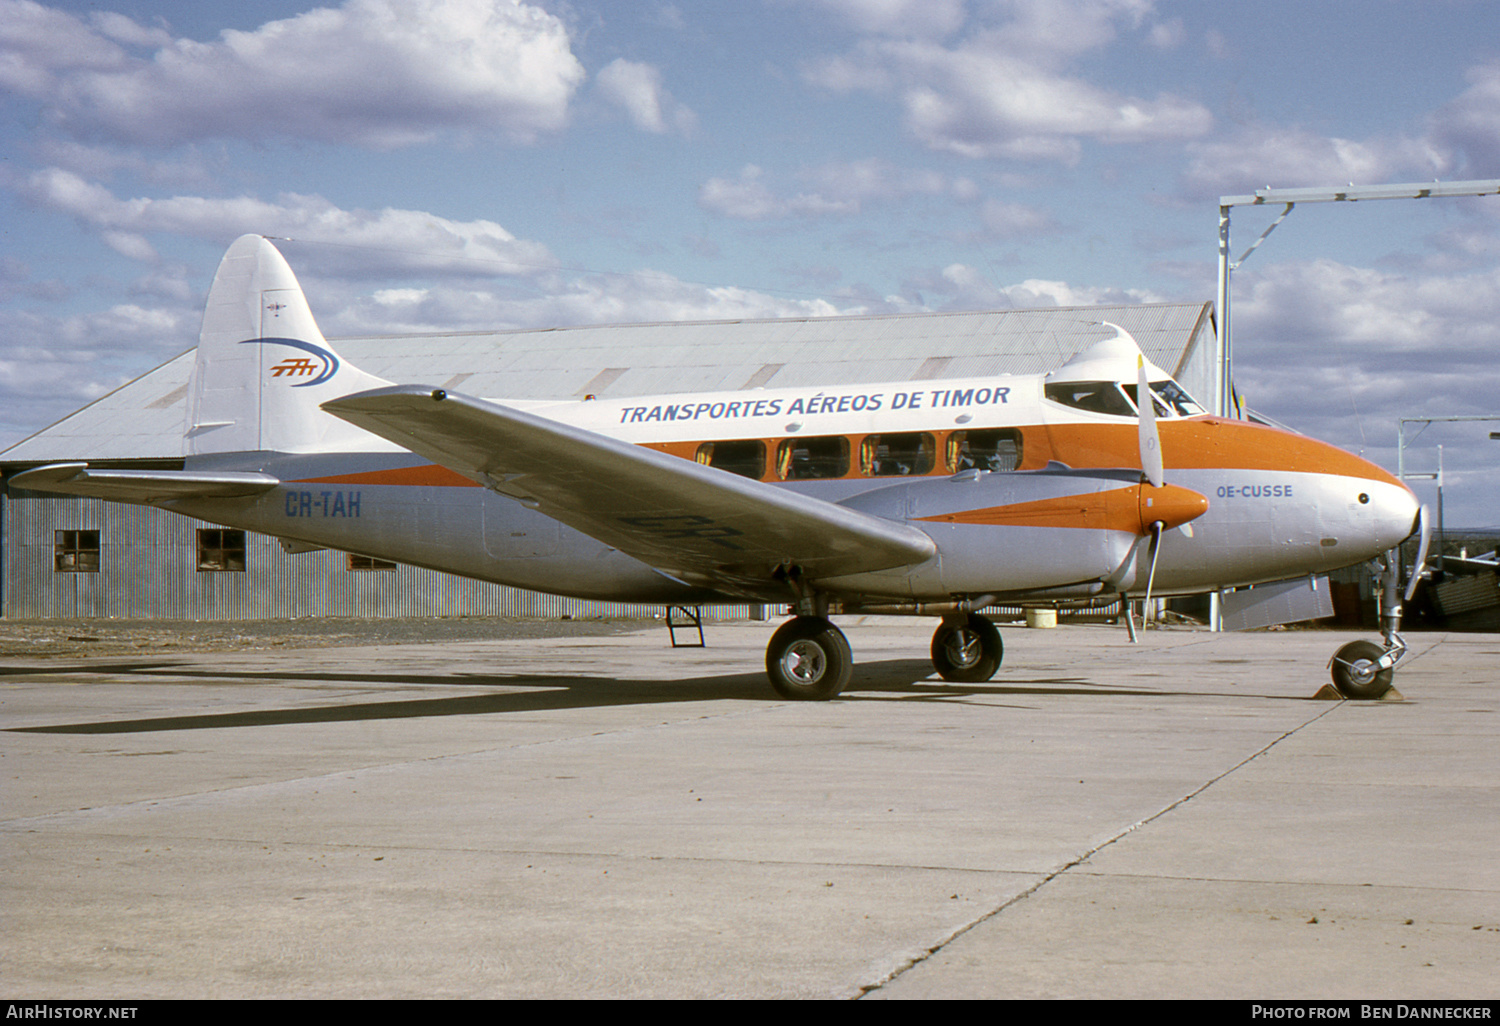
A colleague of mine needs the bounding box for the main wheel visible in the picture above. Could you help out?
[766,617,852,700]
[931,614,1003,683]
[1330,639,1393,700]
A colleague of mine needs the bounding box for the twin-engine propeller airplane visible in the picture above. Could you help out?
[16,236,1429,700]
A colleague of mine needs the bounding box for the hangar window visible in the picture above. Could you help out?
[948,429,1022,473]
[775,436,850,480]
[859,433,936,477]
[54,530,100,573]
[348,553,397,571]
[197,529,247,572]
[695,439,766,480]
[1044,381,1135,417]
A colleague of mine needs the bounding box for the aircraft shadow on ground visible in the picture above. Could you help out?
[2,657,1219,735]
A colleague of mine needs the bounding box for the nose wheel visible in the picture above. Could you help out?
[1329,639,1394,700]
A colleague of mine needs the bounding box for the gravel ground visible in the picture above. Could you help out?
[0,617,654,660]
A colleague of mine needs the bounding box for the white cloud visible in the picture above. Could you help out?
[1,0,585,148]
[799,0,968,39]
[1429,60,1500,176]
[979,0,1155,61]
[0,299,199,444]
[595,58,695,134]
[698,159,1026,225]
[697,165,858,220]
[324,268,858,337]
[804,13,1212,162]
[978,198,1058,236]
[0,0,133,96]
[1181,125,1448,200]
[1224,257,1500,487]
[18,169,560,278]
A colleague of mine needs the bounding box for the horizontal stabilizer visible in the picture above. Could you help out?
[12,463,279,504]
[323,385,936,584]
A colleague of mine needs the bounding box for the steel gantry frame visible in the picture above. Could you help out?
[1209,179,1500,629]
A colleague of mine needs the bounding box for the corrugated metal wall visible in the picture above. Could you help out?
[1,494,752,622]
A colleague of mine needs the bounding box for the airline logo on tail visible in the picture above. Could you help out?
[243,338,341,387]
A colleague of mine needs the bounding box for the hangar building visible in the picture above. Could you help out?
[0,302,1215,621]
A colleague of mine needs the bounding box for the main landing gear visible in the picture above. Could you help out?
[764,612,1005,700]
[765,616,851,700]
[931,613,1004,683]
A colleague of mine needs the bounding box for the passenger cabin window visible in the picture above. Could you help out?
[197,529,247,572]
[948,429,1022,473]
[695,439,767,480]
[860,432,935,477]
[776,436,850,480]
[55,530,100,573]
[1044,380,1136,417]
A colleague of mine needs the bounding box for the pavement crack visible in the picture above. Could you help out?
[851,702,1344,999]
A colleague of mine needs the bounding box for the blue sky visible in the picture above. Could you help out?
[2,0,1497,528]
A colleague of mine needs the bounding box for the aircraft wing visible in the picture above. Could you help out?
[11,463,279,504]
[323,385,936,586]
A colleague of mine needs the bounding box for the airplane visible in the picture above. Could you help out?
[14,235,1430,701]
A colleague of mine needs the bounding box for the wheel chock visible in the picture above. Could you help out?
[1311,684,1406,701]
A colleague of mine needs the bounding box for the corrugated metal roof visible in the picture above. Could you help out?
[2,302,1214,464]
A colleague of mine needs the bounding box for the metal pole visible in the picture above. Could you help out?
[1210,204,1231,632]
[1216,203,1231,420]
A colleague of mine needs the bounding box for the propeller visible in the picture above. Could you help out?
[1129,344,1167,640]
[1404,504,1433,603]
[1093,322,1207,641]
[1137,352,1164,489]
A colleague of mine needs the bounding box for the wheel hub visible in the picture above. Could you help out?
[782,640,827,684]
[945,631,981,669]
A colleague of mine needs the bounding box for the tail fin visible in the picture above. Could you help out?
[186,235,391,455]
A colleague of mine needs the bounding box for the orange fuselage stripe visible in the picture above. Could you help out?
[290,417,1401,490]
[292,465,481,488]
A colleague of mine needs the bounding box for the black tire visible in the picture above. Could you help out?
[931,614,1003,683]
[1330,639,1394,700]
[766,617,852,700]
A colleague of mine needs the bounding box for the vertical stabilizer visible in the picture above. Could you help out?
[186,235,391,455]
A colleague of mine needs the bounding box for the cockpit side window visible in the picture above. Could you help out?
[1043,381,1136,417]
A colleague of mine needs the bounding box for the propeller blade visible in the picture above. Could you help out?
[1144,520,1164,612]
[1404,504,1433,603]
[1137,354,1164,488]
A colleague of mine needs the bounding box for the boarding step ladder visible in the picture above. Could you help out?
[666,606,706,648]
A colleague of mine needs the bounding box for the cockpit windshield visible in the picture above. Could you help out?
[1150,380,1204,416]
[1120,381,1206,418]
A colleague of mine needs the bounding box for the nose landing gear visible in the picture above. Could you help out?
[1328,544,1419,700]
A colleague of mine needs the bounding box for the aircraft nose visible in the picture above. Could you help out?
[1355,477,1421,556]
